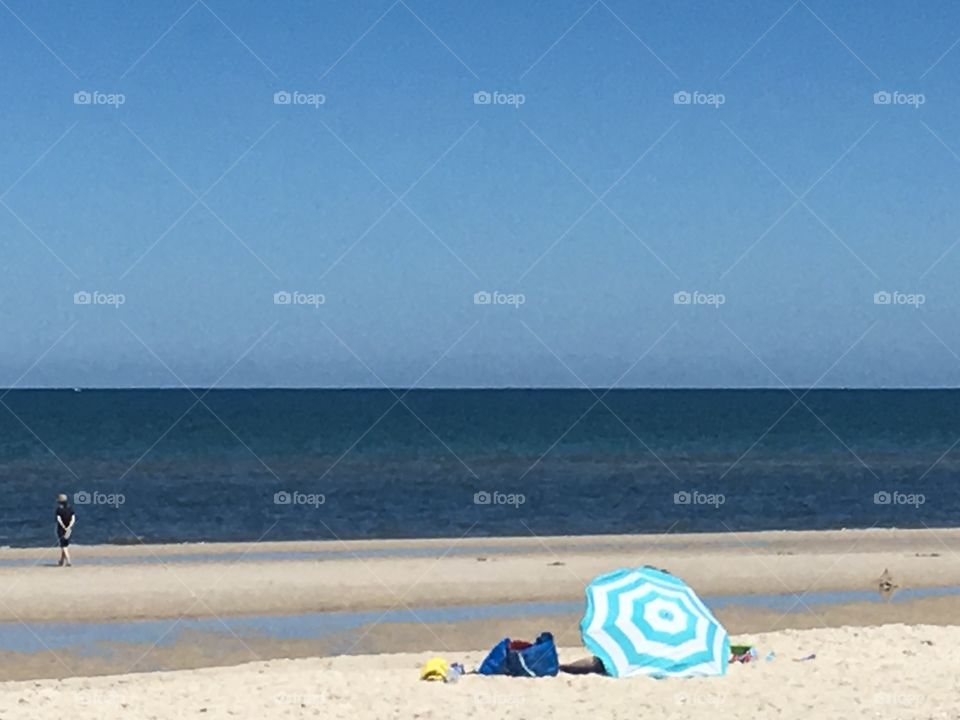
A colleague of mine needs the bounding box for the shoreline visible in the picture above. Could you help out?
[1,527,959,622]
[2,525,958,557]
[2,528,960,681]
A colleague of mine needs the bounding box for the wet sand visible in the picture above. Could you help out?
[0,528,958,683]
[2,592,959,681]
[1,528,959,622]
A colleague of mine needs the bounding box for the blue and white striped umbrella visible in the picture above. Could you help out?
[581,567,729,678]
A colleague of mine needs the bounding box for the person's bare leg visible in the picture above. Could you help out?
[559,657,605,675]
[63,546,71,567]
[58,548,65,566]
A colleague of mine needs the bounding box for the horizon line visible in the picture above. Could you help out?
[2,385,959,391]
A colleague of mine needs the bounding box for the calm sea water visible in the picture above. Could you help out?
[0,389,956,547]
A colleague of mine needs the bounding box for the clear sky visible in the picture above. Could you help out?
[3,0,960,387]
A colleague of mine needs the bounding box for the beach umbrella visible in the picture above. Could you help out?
[581,567,729,678]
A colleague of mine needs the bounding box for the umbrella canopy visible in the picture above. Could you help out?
[581,567,729,678]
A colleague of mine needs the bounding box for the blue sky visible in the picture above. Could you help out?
[3,0,960,387]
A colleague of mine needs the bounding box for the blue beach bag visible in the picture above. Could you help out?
[478,632,559,677]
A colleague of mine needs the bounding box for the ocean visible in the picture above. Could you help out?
[0,389,955,547]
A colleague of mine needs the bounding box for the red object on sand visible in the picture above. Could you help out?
[508,640,533,651]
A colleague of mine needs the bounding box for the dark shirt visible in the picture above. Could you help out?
[55,506,74,537]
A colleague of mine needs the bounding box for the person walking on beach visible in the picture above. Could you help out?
[55,494,75,567]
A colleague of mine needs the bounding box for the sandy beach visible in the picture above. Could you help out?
[2,528,960,622]
[1,529,959,716]
[0,624,954,720]
[8,0,959,714]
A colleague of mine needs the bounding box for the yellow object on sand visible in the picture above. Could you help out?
[420,657,449,681]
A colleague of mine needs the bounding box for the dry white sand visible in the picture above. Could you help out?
[0,624,953,720]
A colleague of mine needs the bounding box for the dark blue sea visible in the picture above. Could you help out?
[0,389,956,547]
